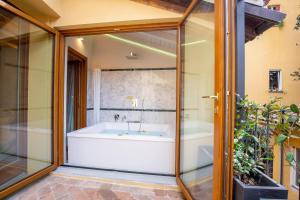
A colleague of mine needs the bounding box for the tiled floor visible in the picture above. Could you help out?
[7,168,184,200]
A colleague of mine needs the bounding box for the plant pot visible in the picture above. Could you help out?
[233,170,288,200]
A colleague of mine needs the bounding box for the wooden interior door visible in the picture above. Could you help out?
[177,1,226,200]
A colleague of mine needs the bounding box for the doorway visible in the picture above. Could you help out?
[66,47,87,133]
[63,31,177,175]
[0,0,229,199]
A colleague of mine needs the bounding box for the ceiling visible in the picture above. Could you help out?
[81,30,177,54]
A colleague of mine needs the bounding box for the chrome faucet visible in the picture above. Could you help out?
[114,114,119,122]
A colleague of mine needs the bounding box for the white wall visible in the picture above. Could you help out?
[54,0,180,28]
[89,34,176,69]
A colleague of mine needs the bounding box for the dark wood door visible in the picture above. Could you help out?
[66,47,87,133]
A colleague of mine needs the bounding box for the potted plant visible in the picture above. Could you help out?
[233,96,299,200]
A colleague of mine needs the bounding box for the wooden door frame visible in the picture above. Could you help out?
[175,0,228,200]
[67,47,87,130]
[0,0,59,199]
[57,25,179,165]
[225,1,237,200]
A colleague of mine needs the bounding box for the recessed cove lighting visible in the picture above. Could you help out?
[182,40,206,46]
[104,34,176,58]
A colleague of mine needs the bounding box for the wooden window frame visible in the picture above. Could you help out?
[57,24,179,166]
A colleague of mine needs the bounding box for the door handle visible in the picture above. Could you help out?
[202,94,218,100]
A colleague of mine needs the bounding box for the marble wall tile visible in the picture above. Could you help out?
[100,70,176,110]
[86,69,176,137]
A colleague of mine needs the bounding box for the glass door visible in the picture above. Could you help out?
[178,0,225,199]
[0,1,58,198]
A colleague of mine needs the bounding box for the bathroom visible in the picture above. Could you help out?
[64,30,177,175]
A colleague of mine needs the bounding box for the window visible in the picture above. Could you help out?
[269,70,282,92]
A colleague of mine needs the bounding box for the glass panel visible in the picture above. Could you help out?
[0,7,54,191]
[180,0,215,199]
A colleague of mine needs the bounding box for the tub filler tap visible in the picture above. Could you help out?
[126,120,141,133]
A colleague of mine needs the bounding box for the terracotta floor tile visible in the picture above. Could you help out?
[80,180,104,188]
[114,191,134,200]
[37,185,52,198]
[153,189,167,197]
[166,190,183,199]
[97,189,119,200]
[82,187,101,200]
[8,172,184,200]
[17,193,38,200]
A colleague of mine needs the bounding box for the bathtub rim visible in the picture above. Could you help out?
[67,132,175,142]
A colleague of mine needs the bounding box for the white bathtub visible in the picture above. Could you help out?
[67,122,175,175]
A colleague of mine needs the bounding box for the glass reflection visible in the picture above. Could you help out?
[180,0,215,199]
[0,7,54,191]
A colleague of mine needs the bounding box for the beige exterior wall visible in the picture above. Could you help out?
[273,143,299,200]
[246,1,300,200]
[245,0,300,105]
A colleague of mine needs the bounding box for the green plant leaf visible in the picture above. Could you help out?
[290,104,299,114]
[251,135,259,143]
[248,146,254,154]
[276,134,288,144]
[287,115,298,123]
[286,152,295,165]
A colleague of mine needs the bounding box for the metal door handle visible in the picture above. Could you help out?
[202,94,218,100]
